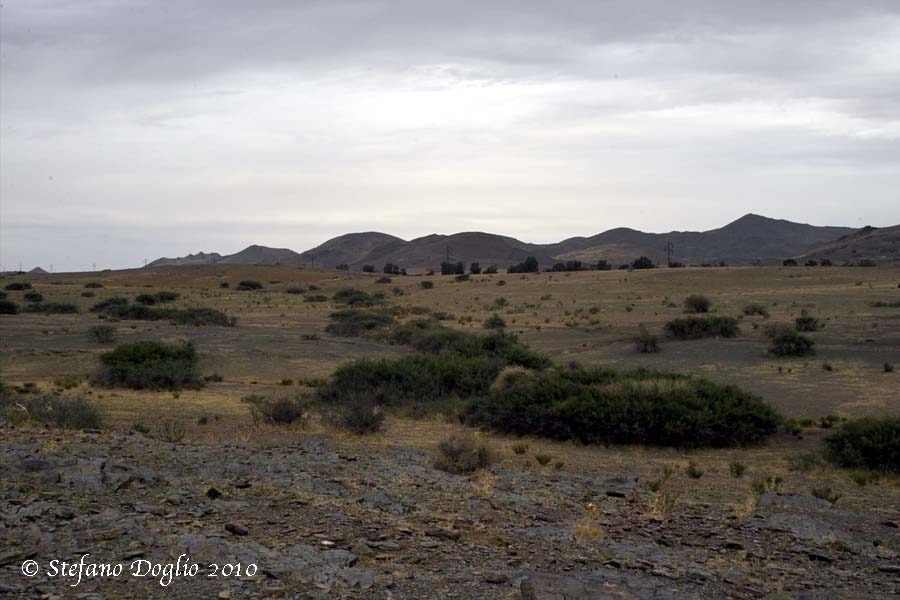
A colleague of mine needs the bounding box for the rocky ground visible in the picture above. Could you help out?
[1,426,898,599]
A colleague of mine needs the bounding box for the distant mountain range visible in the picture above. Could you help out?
[146,214,896,271]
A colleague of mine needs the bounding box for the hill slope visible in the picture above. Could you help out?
[550,214,855,266]
[352,231,556,270]
[143,214,865,270]
[299,232,405,267]
[217,245,304,265]
[797,225,900,264]
[147,252,223,268]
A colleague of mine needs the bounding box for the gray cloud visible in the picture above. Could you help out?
[2,0,899,270]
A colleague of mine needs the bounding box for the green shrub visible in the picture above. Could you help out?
[322,393,384,434]
[465,366,781,448]
[391,326,549,369]
[683,295,711,313]
[824,418,900,472]
[304,294,328,303]
[236,280,263,291]
[84,282,104,289]
[769,330,815,357]
[634,329,660,353]
[0,300,17,314]
[512,442,529,455]
[729,461,747,478]
[135,291,179,305]
[795,314,821,332]
[285,286,306,294]
[90,297,129,312]
[101,303,235,326]
[455,274,470,282]
[23,291,44,303]
[686,462,704,479]
[242,394,307,425]
[664,316,739,340]
[24,302,78,314]
[88,324,116,344]
[1,394,103,430]
[4,282,31,291]
[325,308,396,337]
[96,340,202,390]
[433,432,494,474]
[742,303,770,317]
[752,475,783,494]
[483,314,506,329]
[376,276,392,284]
[333,288,382,307]
[420,281,434,289]
[318,354,504,411]
[870,300,900,308]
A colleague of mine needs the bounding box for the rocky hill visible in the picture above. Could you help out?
[796,224,900,265]
[145,214,869,271]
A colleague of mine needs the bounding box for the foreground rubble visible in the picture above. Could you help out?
[1,427,898,599]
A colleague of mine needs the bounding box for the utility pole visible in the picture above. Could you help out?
[92,263,96,272]
[664,242,674,267]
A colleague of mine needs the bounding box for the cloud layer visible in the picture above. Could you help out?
[2,0,899,270]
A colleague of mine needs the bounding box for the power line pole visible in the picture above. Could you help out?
[664,242,674,267]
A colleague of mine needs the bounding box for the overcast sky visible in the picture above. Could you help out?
[2,1,899,271]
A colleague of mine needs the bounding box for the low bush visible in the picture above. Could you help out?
[23,291,44,303]
[390,326,549,369]
[0,300,17,314]
[90,297,129,312]
[824,418,900,472]
[483,314,506,329]
[304,294,328,303]
[795,314,821,332]
[285,286,306,294]
[420,281,434,289]
[769,330,815,357]
[870,300,900,308]
[432,432,494,474]
[136,291,180,305]
[333,288,382,307]
[325,308,396,337]
[100,303,235,326]
[84,282,104,289]
[1,393,103,430]
[664,316,739,339]
[322,392,384,434]
[742,303,770,317]
[683,295,711,313]
[376,277,392,284]
[88,324,116,343]
[242,394,307,425]
[465,366,782,447]
[236,280,263,291]
[634,329,660,353]
[24,302,78,314]
[4,282,31,291]
[95,340,202,390]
